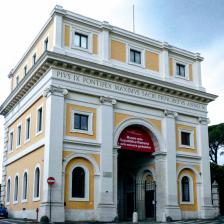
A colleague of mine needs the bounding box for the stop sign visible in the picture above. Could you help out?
[47,177,55,185]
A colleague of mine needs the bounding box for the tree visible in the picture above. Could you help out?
[208,123,224,164]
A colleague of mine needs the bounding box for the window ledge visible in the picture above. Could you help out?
[33,197,40,202]
[70,129,93,135]
[21,199,28,203]
[69,197,89,202]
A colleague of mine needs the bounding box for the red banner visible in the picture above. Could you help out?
[118,126,155,153]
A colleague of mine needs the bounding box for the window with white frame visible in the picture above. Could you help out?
[71,110,93,135]
[74,32,88,49]
[8,131,14,151]
[6,178,11,203]
[34,167,40,199]
[36,107,43,134]
[14,176,19,202]
[24,65,28,76]
[176,63,186,77]
[16,124,22,147]
[32,53,36,65]
[70,165,89,201]
[25,116,31,141]
[180,129,194,148]
[130,48,141,64]
[16,76,19,86]
[44,37,48,51]
[180,174,194,204]
[22,172,28,201]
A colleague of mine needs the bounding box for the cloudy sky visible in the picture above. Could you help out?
[0,0,224,177]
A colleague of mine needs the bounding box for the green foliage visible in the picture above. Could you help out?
[211,162,224,215]
[209,123,224,164]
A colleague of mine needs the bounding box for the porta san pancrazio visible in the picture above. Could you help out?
[0,5,218,222]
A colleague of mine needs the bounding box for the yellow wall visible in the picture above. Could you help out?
[169,57,174,76]
[92,34,98,54]
[12,21,54,90]
[7,97,45,158]
[176,124,197,153]
[177,168,198,212]
[111,39,126,63]
[5,147,44,211]
[65,104,96,140]
[114,112,161,132]
[64,157,94,210]
[64,24,70,47]
[145,51,160,72]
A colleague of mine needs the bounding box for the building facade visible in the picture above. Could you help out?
[0,5,219,222]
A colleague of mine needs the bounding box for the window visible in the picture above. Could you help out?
[181,131,191,146]
[34,167,40,199]
[14,176,19,202]
[32,53,36,65]
[22,172,28,201]
[72,167,85,198]
[74,113,88,131]
[176,63,185,77]
[44,37,48,51]
[74,32,88,49]
[181,176,190,202]
[130,49,141,64]
[6,178,11,203]
[16,124,22,147]
[16,76,19,86]
[25,117,31,141]
[36,107,43,133]
[8,131,14,151]
[24,65,27,76]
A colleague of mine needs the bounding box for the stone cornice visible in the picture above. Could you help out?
[0,51,217,116]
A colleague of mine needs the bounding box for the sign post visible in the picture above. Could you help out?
[47,177,55,222]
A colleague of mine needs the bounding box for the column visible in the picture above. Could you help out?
[39,85,68,222]
[97,96,117,221]
[198,117,216,218]
[163,110,181,220]
[193,54,202,88]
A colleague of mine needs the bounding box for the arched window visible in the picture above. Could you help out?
[34,167,40,198]
[14,176,19,202]
[181,176,190,202]
[72,167,85,198]
[6,178,11,203]
[22,172,28,200]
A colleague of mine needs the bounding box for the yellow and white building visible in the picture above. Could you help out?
[0,5,219,222]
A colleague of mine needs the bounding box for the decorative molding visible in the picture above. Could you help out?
[198,117,210,125]
[99,96,117,105]
[43,85,68,97]
[164,109,178,119]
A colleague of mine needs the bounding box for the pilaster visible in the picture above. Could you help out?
[163,110,181,220]
[161,42,169,80]
[197,117,217,218]
[39,85,68,222]
[97,96,117,222]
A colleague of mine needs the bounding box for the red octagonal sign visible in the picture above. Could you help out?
[47,177,55,185]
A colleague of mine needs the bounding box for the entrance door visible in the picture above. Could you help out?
[145,189,155,218]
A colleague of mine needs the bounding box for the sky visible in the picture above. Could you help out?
[0,0,224,179]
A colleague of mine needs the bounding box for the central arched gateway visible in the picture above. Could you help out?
[117,124,157,221]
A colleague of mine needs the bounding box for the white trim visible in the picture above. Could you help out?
[179,128,194,148]
[173,58,189,80]
[179,173,194,205]
[16,123,22,148]
[5,139,45,165]
[69,164,90,201]
[24,114,31,143]
[70,109,93,135]
[13,174,19,204]
[71,26,92,53]
[8,129,14,152]
[33,164,41,201]
[6,176,11,205]
[21,170,29,203]
[32,52,37,66]
[36,104,43,136]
